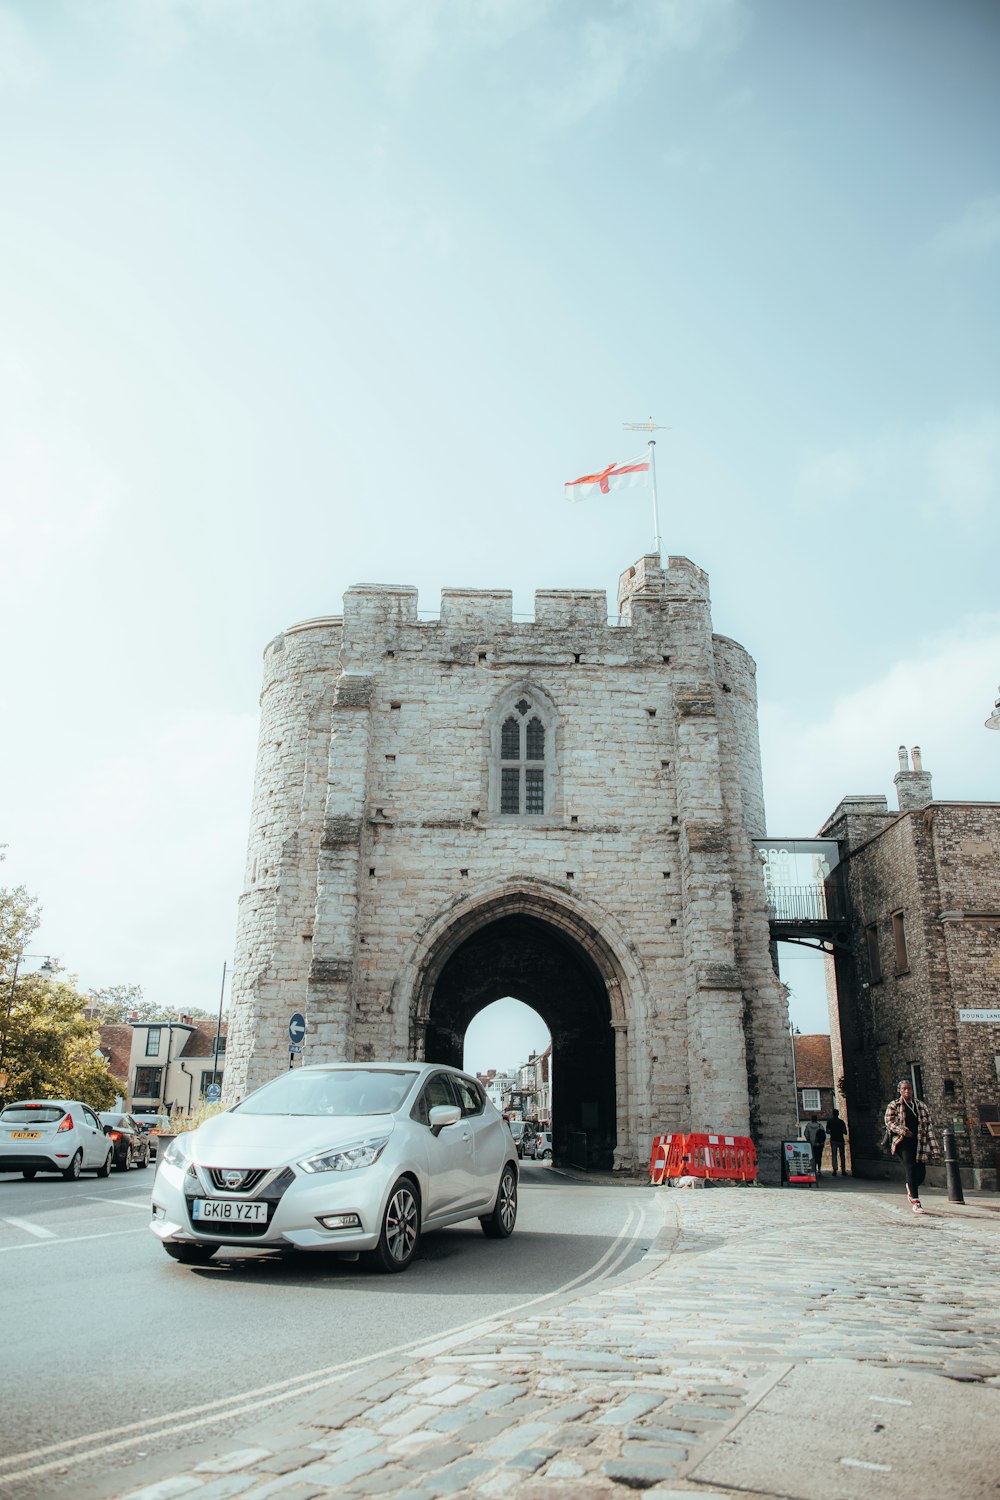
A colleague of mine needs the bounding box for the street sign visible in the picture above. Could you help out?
[288,1012,307,1045]
[958,1009,1000,1023]
[205,1083,222,1103]
[288,1042,303,1055]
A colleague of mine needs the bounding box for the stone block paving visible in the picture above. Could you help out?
[115,1185,1000,1500]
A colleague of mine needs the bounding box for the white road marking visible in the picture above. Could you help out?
[0,1202,653,1484]
[0,1226,146,1254]
[869,1395,912,1406]
[841,1458,892,1472]
[0,1215,56,1239]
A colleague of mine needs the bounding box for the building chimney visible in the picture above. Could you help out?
[894,744,933,813]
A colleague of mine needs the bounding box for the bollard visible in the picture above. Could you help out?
[942,1128,965,1204]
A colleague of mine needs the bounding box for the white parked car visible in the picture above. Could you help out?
[151,1062,519,1271]
[0,1100,114,1180]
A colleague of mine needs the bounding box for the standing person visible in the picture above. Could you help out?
[826,1107,848,1177]
[802,1115,826,1177]
[884,1080,939,1214]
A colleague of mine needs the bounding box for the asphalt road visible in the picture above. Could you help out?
[0,1160,657,1499]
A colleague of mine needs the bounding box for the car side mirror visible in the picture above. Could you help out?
[428,1104,462,1137]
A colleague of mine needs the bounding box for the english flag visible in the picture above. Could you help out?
[564,452,650,501]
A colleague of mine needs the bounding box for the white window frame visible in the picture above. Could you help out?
[801,1088,821,1112]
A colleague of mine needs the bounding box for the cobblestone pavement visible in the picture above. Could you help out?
[112,1181,1000,1500]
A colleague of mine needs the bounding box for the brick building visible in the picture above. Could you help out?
[822,749,1000,1189]
[792,1033,835,1122]
[225,553,793,1174]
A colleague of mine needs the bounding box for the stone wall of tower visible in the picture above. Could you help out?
[225,618,343,1095]
[226,554,793,1172]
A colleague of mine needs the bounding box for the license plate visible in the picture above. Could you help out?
[192,1199,267,1223]
[10,1131,41,1139]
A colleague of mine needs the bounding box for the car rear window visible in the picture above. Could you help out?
[236,1068,419,1117]
[2,1105,66,1124]
[100,1114,128,1127]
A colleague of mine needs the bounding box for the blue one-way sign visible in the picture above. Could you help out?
[288,1012,307,1045]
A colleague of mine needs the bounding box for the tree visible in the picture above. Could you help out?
[87,985,215,1025]
[0,855,122,1107]
[2,974,121,1106]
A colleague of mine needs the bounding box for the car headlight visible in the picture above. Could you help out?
[299,1136,390,1173]
[161,1133,194,1168]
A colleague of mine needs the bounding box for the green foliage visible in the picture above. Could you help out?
[1,974,121,1107]
[0,854,121,1108]
[87,984,214,1025]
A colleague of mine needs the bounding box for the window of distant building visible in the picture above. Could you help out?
[133,1066,162,1098]
[801,1088,821,1112]
[866,923,882,983]
[892,911,909,974]
[145,1026,161,1057]
[488,686,559,818]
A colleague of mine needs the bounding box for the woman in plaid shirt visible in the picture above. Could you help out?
[884,1079,939,1214]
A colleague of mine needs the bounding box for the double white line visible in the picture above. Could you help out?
[0,1205,650,1488]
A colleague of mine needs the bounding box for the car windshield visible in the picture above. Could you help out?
[1,1104,67,1124]
[235,1068,419,1117]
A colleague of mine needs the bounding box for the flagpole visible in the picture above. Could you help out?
[624,418,668,558]
[648,439,661,557]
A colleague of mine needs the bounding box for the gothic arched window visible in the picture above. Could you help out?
[493,694,552,816]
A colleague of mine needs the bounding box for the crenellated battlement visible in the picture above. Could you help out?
[274,556,715,651]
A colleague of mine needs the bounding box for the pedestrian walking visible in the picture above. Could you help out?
[825,1107,848,1176]
[884,1080,939,1214]
[802,1115,826,1177]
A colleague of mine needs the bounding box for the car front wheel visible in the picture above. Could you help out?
[368,1178,420,1272]
[164,1243,219,1264]
[62,1151,83,1182]
[480,1164,517,1239]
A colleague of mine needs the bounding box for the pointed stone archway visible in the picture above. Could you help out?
[393,880,640,1170]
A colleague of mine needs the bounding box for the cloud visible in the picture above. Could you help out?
[542,0,747,130]
[928,194,1000,259]
[795,407,1000,529]
[760,615,1000,838]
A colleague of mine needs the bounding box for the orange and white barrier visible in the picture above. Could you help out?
[648,1131,758,1184]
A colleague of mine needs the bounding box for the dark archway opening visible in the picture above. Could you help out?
[425,913,616,1169]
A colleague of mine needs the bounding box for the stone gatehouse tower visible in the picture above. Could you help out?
[225,553,792,1171]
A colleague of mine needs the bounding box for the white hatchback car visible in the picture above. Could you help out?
[151,1062,519,1271]
[0,1100,114,1180]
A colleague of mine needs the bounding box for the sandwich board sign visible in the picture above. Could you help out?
[782,1139,816,1185]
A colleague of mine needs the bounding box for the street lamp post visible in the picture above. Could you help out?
[986,686,1000,732]
[0,952,56,1095]
[789,1021,801,1128]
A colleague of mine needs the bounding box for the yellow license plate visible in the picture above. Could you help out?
[11,1130,41,1139]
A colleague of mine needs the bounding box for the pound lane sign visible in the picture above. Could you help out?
[288,1012,307,1045]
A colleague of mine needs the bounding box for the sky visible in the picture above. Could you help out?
[1,0,998,1072]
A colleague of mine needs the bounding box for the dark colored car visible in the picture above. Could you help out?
[131,1113,173,1158]
[98,1113,152,1172]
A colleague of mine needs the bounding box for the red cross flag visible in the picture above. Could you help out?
[564,453,650,501]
